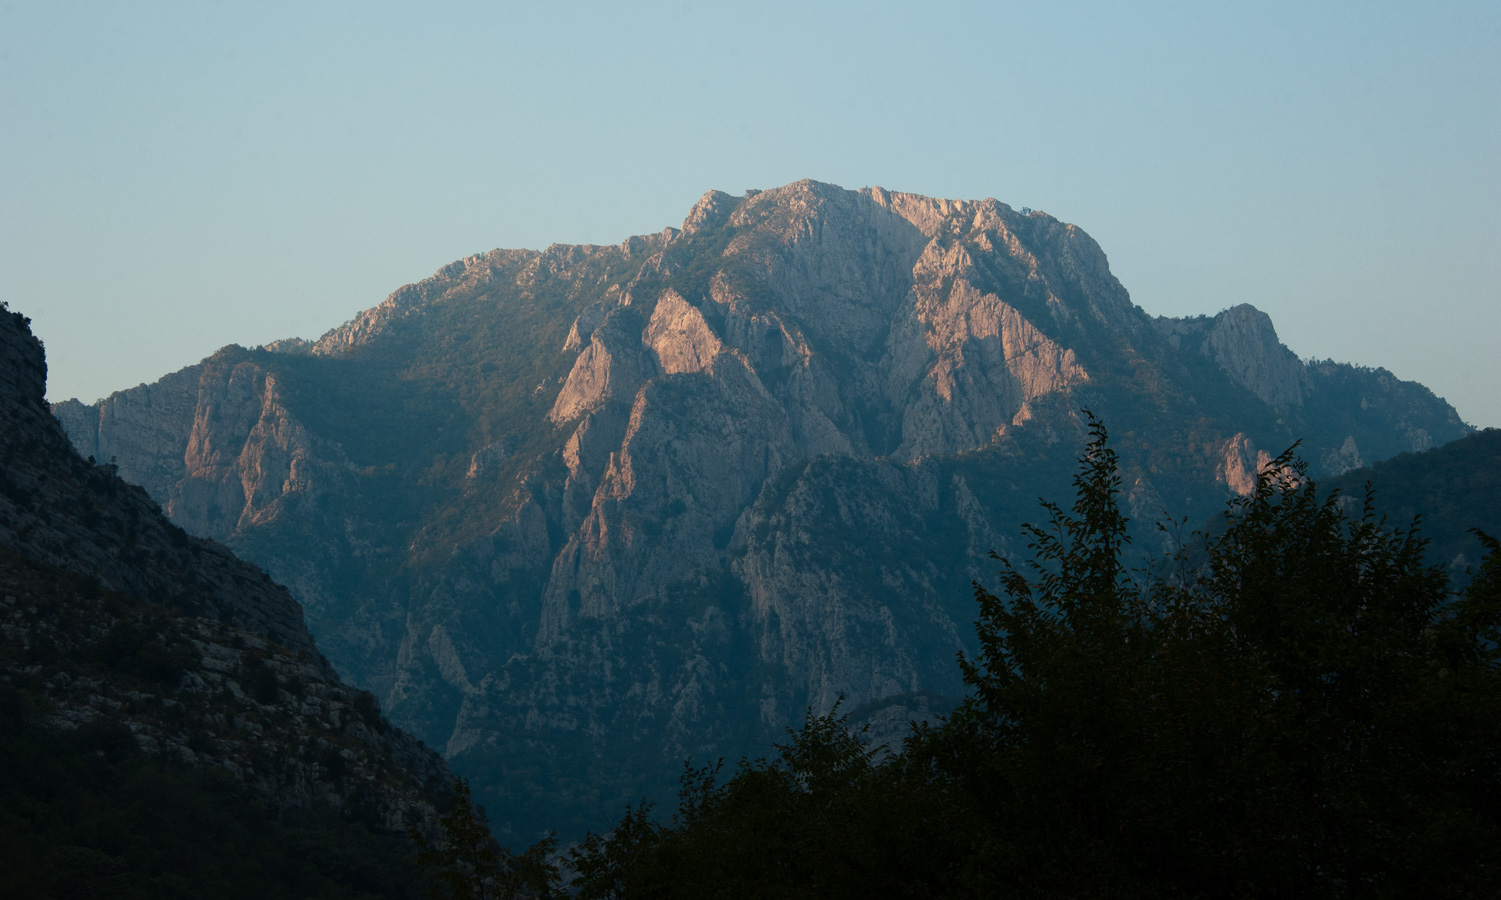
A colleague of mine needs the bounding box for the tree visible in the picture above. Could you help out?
[411,777,560,900]
[941,413,1501,896]
[569,704,959,900]
[572,413,1501,897]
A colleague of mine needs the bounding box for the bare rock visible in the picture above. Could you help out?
[645,289,723,375]
[1218,433,1274,496]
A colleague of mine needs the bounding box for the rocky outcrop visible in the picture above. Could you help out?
[732,455,958,719]
[645,289,723,375]
[1156,304,1310,411]
[50,361,202,500]
[1202,305,1310,410]
[549,306,655,424]
[46,182,1473,837]
[48,348,347,548]
[172,362,344,539]
[541,351,797,639]
[900,276,1088,458]
[1217,433,1274,496]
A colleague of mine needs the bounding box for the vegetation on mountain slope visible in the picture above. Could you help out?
[572,416,1501,897]
[1325,427,1501,576]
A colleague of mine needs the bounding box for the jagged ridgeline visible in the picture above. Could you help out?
[52,180,1470,837]
[0,303,452,896]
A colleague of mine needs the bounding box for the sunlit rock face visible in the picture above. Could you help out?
[52,180,1471,836]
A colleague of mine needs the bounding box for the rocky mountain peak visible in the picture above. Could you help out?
[681,189,739,234]
[45,182,1472,837]
[1156,303,1309,411]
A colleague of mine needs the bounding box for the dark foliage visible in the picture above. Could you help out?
[0,720,425,899]
[568,707,964,900]
[409,777,560,900]
[1324,427,1501,578]
[573,413,1501,898]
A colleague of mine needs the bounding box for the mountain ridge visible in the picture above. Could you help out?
[50,180,1471,835]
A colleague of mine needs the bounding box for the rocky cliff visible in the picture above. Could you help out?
[1,302,450,833]
[51,180,1472,835]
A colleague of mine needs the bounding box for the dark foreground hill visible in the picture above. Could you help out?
[52,180,1472,835]
[1324,427,1501,576]
[0,302,451,897]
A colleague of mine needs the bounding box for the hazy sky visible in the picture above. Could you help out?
[5,1,1498,426]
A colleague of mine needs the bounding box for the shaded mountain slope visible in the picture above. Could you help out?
[1324,428,1501,575]
[52,181,1471,835]
[0,303,453,894]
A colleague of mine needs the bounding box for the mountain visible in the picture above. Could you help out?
[1323,427,1501,576]
[51,180,1471,835]
[0,302,451,895]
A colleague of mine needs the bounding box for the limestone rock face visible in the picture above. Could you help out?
[549,307,655,424]
[51,361,201,500]
[1218,433,1274,495]
[732,455,957,720]
[1323,435,1366,475]
[47,181,1473,837]
[1202,305,1310,410]
[899,277,1087,458]
[180,366,342,536]
[646,289,722,375]
[1157,305,1309,411]
[49,348,346,549]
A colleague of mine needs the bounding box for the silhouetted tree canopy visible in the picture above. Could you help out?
[571,413,1501,898]
[410,777,560,900]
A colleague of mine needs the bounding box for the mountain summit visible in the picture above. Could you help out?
[53,180,1469,834]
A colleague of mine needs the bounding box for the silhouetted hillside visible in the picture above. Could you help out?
[0,301,452,896]
[1325,428,1501,577]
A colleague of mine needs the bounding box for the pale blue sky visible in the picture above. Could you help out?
[4,1,1498,426]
